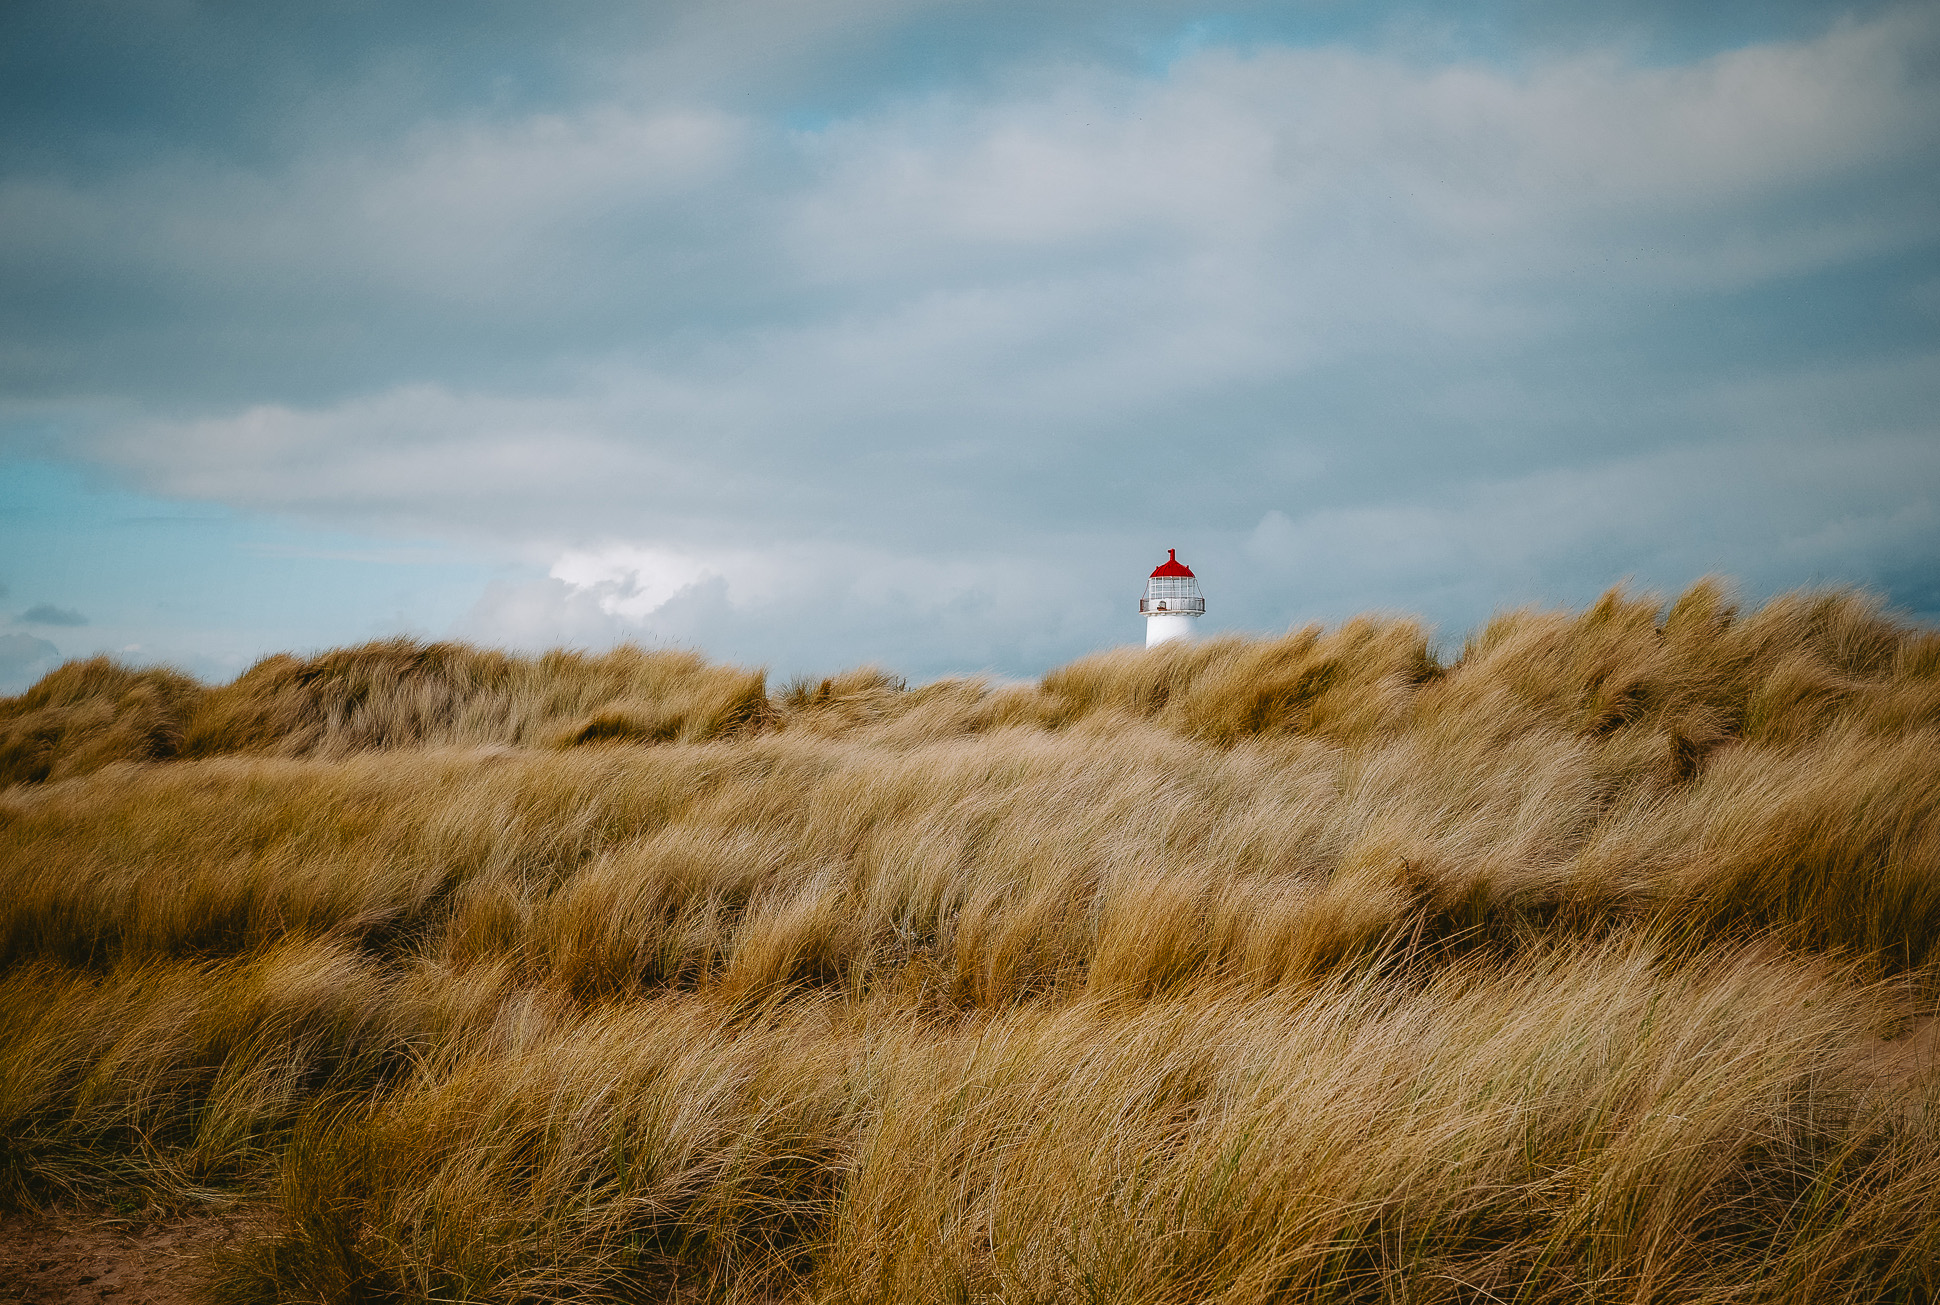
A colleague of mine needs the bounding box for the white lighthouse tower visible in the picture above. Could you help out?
[1141,549,1204,648]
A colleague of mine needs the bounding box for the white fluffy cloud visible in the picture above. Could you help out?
[550,545,720,621]
[462,539,1101,675]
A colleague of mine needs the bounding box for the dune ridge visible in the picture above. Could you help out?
[2,580,1937,1303]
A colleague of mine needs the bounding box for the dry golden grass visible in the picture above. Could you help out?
[0,642,770,786]
[1,580,1937,1302]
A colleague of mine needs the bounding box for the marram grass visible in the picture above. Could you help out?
[2,581,1937,1302]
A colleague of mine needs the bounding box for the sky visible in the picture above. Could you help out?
[2,0,1937,690]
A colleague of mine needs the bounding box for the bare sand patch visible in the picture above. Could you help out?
[0,1209,243,1305]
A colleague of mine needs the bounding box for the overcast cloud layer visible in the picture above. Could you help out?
[2,0,1936,689]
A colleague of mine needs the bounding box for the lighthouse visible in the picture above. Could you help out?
[1140,549,1204,648]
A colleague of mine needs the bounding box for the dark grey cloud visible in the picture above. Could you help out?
[5,1,1927,403]
[17,603,86,626]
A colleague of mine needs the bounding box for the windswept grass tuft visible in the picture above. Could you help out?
[0,640,772,786]
[0,657,202,786]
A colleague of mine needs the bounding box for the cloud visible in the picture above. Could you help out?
[32,7,1931,512]
[550,545,718,620]
[2,4,1935,674]
[794,11,1940,291]
[1239,428,1940,628]
[0,632,60,693]
[463,539,1110,677]
[17,602,86,626]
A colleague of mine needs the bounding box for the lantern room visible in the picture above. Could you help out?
[1140,549,1204,648]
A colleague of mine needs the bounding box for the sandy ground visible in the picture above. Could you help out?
[0,1209,244,1305]
[1868,1014,1940,1095]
